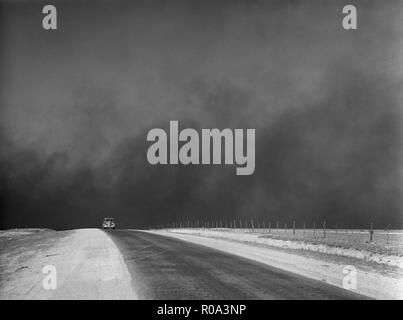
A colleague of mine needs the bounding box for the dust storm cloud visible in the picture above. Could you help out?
[0,0,402,229]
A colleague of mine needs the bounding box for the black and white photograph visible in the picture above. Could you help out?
[0,0,402,305]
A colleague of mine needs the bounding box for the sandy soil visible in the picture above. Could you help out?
[0,228,136,300]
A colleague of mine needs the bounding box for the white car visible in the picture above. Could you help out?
[102,218,115,230]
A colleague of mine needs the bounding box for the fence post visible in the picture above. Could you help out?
[323,220,326,238]
[313,221,316,238]
[234,220,236,229]
[269,221,271,233]
[284,222,287,233]
[293,220,295,236]
[386,227,389,245]
[251,219,254,231]
[369,222,374,242]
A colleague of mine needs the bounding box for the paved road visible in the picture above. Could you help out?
[108,230,368,300]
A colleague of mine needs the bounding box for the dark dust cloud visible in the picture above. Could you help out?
[0,0,402,229]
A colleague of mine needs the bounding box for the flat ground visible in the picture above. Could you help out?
[108,230,367,299]
[148,229,403,299]
[260,228,403,256]
[0,228,401,299]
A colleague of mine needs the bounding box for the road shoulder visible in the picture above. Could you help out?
[0,228,137,299]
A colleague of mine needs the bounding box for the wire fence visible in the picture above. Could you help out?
[149,219,399,244]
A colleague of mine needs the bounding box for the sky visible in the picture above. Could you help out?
[1,0,402,229]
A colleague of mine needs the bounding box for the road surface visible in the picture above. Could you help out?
[108,230,368,299]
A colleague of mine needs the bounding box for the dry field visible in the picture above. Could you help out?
[253,228,403,257]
